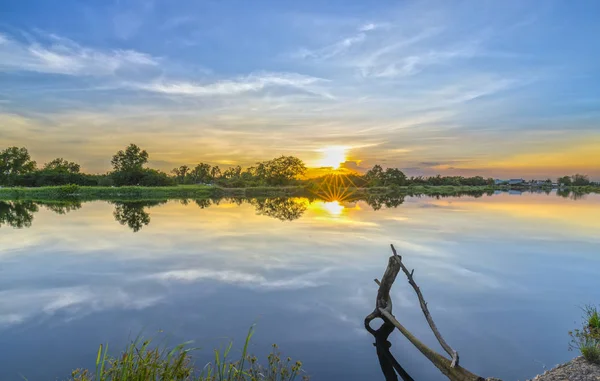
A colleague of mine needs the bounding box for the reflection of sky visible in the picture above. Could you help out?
[0,193,599,380]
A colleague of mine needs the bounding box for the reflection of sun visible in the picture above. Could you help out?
[321,200,344,216]
[318,146,348,169]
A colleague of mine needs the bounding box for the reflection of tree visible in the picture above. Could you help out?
[250,197,307,221]
[194,198,212,209]
[38,200,82,215]
[111,201,166,232]
[0,201,38,228]
[365,194,406,211]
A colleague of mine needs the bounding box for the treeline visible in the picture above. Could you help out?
[0,144,306,187]
[558,174,594,186]
[1,145,596,188]
[309,165,495,188]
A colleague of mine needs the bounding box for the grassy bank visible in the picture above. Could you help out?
[1,184,598,201]
[0,185,307,201]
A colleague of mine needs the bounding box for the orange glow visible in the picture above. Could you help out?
[317,146,348,169]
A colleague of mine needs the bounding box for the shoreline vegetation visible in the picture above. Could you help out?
[64,326,310,381]
[0,184,598,202]
[1,144,598,199]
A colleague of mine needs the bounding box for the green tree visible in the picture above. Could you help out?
[111,144,148,172]
[254,156,306,186]
[383,168,407,186]
[210,165,221,179]
[190,163,212,183]
[223,165,242,179]
[572,174,590,186]
[0,147,37,184]
[171,165,190,184]
[558,176,572,186]
[43,158,80,173]
[364,165,384,186]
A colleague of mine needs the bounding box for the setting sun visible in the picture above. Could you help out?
[318,146,348,169]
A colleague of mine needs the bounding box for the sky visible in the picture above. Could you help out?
[1,0,599,179]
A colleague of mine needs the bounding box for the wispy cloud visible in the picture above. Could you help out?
[0,32,158,76]
[133,72,331,97]
[0,286,161,327]
[294,33,366,60]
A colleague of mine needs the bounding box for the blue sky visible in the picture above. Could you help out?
[1,0,599,178]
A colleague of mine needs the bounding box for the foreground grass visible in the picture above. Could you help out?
[66,327,308,381]
[570,305,600,364]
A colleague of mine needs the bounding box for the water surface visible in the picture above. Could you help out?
[0,192,598,380]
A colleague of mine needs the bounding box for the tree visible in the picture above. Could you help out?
[222,165,242,179]
[364,165,384,185]
[189,163,212,183]
[558,176,572,186]
[210,166,221,180]
[0,147,37,184]
[254,156,306,186]
[383,168,407,186]
[572,174,590,186]
[111,144,148,172]
[171,165,190,184]
[43,158,80,173]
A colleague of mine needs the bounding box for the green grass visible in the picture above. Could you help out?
[65,327,309,381]
[569,305,600,364]
[0,185,307,201]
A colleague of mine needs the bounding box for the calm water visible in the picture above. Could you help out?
[0,192,599,380]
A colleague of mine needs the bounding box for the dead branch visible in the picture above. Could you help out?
[365,246,495,381]
[390,244,460,367]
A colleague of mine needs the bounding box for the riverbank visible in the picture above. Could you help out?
[527,356,600,381]
[0,184,597,201]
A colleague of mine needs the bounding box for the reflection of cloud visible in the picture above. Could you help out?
[0,286,162,327]
[150,268,332,290]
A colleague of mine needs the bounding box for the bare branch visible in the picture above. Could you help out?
[391,244,460,367]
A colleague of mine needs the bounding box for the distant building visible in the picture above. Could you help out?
[508,179,525,185]
[494,179,507,185]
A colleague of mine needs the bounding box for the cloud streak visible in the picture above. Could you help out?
[133,72,330,97]
[0,32,158,76]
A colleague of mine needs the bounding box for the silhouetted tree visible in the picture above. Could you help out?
[111,144,148,172]
[254,156,306,186]
[43,158,81,173]
[558,176,572,186]
[572,174,590,186]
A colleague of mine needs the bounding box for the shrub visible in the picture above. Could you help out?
[570,305,600,364]
[56,184,80,197]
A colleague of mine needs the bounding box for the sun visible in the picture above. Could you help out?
[318,146,348,169]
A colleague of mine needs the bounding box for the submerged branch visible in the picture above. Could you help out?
[390,244,460,367]
[366,246,495,381]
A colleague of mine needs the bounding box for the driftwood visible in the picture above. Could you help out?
[365,245,498,381]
